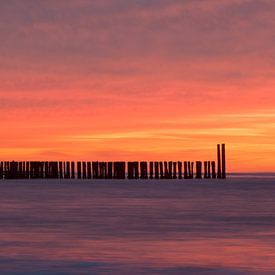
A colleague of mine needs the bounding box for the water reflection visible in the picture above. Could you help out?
[0,179,275,274]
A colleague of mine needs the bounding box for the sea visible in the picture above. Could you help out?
[0,176,275,274]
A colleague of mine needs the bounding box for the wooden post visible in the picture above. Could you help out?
[113,162,125,179]
[154,162,159,179]
[99,162,107,179]
[107,162,113,179]
[82,162,87,179]
[204,161,208,179]
[217,144,222,179]
[0,161,3,180]
[222,144,226,179]
[71,162,75,179]
[149,162,154,179]
[211,161,216,178]
[66,161,70,178]
[178,161,182,179]
[184,161,188,179]
[196,161,202,179]
[92,162,99,179]
[77,161,81,179]
[87,162,92,179]
[173,162,177,179]
[128,162,134,179]
[59,162,63,179]
[159,162,164,179]
[26,162,30,179]
[140,161,148,179]
[207,161,211,178]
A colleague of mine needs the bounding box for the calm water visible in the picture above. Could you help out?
[0,178,275,274]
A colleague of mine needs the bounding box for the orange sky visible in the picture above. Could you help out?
[0,0,275,172]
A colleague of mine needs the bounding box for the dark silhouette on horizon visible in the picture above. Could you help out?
[0,144,226,180]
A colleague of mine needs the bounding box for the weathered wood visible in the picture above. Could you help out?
[71,162,75,179]
[99,162,107,179]
[87,162,92,179]
[128,162,139,179]
[149,162,154,179]
[184,161,188,179]
[59,162,63,179]
[178,161,182,179]
[217,144,221,178]
[222,144,226,179]
[173,162,177,179]
[159,162,164,179]
[82,162,87,179]
[211,161,216,178]
[107,162,113,179]
[154,162,159,179]
[92,162,99,179]
[196,161,202,179]
[77,161,81,179]
[113,162,125,179]
[140,161,148,179]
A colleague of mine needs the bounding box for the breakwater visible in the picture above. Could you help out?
[0,144,226,180]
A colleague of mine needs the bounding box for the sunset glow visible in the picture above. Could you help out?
[1,0,275,172]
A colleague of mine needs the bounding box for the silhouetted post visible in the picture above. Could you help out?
[113,162,125,179]
[134,161,139,179]
[196,161,202,179]
[187,162,193,179]
[207,161,211,178]
[211,161,216,178]
[53,162,59,178]
[140,161,148,179]
[164,162,169,179]
[107,162,113,179]
[191,162,194,178]
[22,162,26,179]
[222,144,226,179]
[159,162,164,179]
[127,162,134,179]
[0,161,3,179]
[149,162,154,179]
[66,161,70,178]
[204,161,208,179]
[59,162,63,179]
[178,161,182,179]
[184,161,188,179]
[26,162,30,179]
[173,162,177,179]
[154,162,159,179]
[217,144,222,179]
[82,162,87,179]
[44,162,48,178]
[77,161,81,179]
[99,162,107,178]
[71,162,75,179]
[87,162,92,179]
[92,162,99,179]
[18,162,23,179]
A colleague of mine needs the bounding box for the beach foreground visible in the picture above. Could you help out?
[0,178,275,274]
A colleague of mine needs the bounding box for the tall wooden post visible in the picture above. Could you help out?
[204,161,208,179]
[217,144,222,178]
[222,144,226,179]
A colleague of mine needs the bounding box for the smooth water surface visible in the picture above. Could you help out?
[0,178,275,274]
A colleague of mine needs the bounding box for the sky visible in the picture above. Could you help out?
[0,0,275,172]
